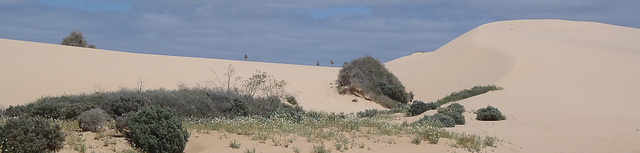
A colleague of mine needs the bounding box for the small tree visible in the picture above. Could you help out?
[61,31,96,48]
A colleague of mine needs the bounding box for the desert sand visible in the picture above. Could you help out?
[2,19,640,152]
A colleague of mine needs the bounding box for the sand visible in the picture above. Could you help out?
[2,19,640,152]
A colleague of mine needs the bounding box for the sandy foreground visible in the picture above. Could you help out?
[2,19,640,152]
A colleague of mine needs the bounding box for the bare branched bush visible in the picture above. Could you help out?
[78,108,110,132]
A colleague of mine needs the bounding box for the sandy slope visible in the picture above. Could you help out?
[0,39,383,112]
[387,19,640,152]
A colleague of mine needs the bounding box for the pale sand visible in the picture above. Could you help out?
[387,19,640,152]
[3,19,640,152]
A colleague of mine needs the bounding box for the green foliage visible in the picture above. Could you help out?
[356,109,383,118]
[61,31,96,48]
[408,101,439,116]
[286,96,297,105]
[337,55,411,108]
[447,103,466,113]
[229,140,241,149]
[267,108,303,123]
[0,117,65,153]
[476,106,506,121]
[106,96,149,118]
[78,108,110,132]
[430,113,456,127]
[436,85,502,105]
[115,113,132,136]
[128,107,189,153]
[443,112,465,125]
[312,143,331,153]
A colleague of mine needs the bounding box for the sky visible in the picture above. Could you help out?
[1,0,639,66]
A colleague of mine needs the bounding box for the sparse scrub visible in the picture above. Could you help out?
[286,96,298,105]
[443,112,465,125]
[430,113,456,127]
[229,140,241,149]
[436,85,502,105]
[476,106,506,121]
[408,101,439,116]
[337,56,412,108]
[61,31,96,48]
[0,116,65,152]
[128,107,189,153]
[78,108,110,132]
[312,142,331,153]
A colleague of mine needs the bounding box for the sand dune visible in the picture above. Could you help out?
[2,19,640,152]
[387,19,640,152]
[0,39,383,112]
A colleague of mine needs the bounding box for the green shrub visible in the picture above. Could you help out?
[286,96,297,105]
[430,113,456,127]
[116,113,132,135]
[435,85,502,105]
[443,112,465,125]
[337,56,411,108]
[390,103,410,114]
[128,107,189,153]
[408,101,439,116]
[78,108,110,132]
[61,31,96,48]
[476,106,506,121]
[447,103,466,113]
[357,109,382,118]
[106,96,149,118]
[0,117,65,152]
[267,108,303,123]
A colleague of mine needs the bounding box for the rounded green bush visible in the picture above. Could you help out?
[408,101,439,116]
[0,117,65,152]
[78,108,110,132]
[128,107,189,153]
[443,112,465,125]
[447,103,466,113]
[337,55,411,108]
[430,113,456,127]
[476,106,506,121]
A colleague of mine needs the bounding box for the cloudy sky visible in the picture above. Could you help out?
[1,0,639,66]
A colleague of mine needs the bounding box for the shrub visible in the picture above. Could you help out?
[106,96,149,118]
[357,109,382,118]
[337,55,411,108]
[436,85,502,105]
[78,108,110,132]
[408,101,439,116]
[476,106,506,121]
[447,103,466,113]
[267,108,303,123]
[443,112,465,125]
[128,107,189,153]
[286,96,297,105]
[390,103,410,114]
[116,113,132,135]
[0,117,65,152]
[61,31,96,48]
[430,113,456,127]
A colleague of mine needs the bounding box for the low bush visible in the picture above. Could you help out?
[105,96,149,118]
[0,117,65,152]
[476,106,506,121]
[267,108,303,123]
[286,96,297,105]
[390,103,410,114]
[61,31,96,48]
[116,113,132,135]
[356,109,383,118]
[447,103,466,113]
[128,107,189,153]
[408,101,439,116]
[430,113,456,127]
[78,108,110,132]
[443,112,465,125]
[436,85,502,105]
[337,56,412,108]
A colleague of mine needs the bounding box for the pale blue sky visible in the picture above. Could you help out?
[1,0,639,66]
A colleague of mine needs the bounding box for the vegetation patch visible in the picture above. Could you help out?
[476,106,506,121]
[408,101,439,116]
[436,85,502,105]
[127,107,190,153]
[78,108,110,132]
[0,116,65,152]
[337,56,413,108]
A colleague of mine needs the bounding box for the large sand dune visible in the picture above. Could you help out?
[2,19,639,152]
[387,19,640,152]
